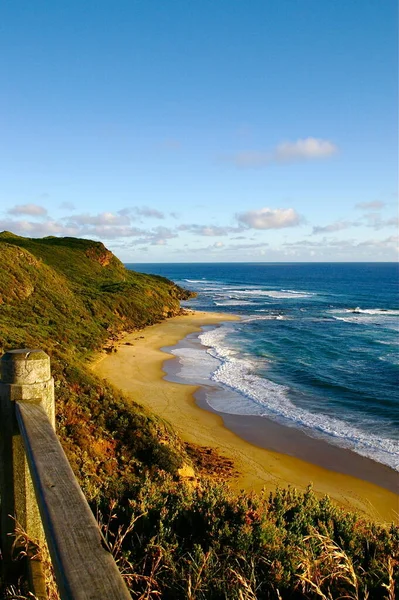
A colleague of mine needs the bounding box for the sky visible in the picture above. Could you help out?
[1,0,398,262]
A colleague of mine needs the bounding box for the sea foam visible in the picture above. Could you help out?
[198,325,399,471]
[227,289,313,299]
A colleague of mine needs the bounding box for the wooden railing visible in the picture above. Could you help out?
[0,349,131,600]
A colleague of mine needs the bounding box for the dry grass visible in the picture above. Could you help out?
[229,566,258,600]
[1,584,37,599]
[382,557,397,600]
[297,530,362,600]
[7,520,60,600]
[98,500,163,599]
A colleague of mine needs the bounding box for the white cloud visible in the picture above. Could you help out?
[8,204,48,216]
[184,241,226,253]
[0,211,176,241]
[284,239,323,247]
[237,207,302,229]
[229,137,338,168]
[355,201,386,210]
[0,218,77,237]
[81,225,145,238]
[312,212,398,235]
[284,235,399,258]
[134,206,165,219]
[79,224,177,242]
[178,224,243,236]
[134,226,178,246]
[65,212,127,227]
[357,235,398,249]
[312,207,397,235]
[117,206,165,219]
[170,240,270,259]
[227,242,269,250]
[1,198,182,244]
[275,138,338,162]
[148,226,177,245]
[313,220,359,234]
[363,213,399,230]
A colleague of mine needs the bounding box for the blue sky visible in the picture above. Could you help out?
[1,0,397,261]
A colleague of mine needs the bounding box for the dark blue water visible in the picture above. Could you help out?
[127,263,399,470]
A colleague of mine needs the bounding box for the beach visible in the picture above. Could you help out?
[93,311,399,523]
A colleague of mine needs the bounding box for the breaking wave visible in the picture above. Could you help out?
[198,326,399,471]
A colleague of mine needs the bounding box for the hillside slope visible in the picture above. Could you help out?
[0,232,193,497]
[0,232,191,354]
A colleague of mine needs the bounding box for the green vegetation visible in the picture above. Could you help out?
[0,232,191,499]
[0,231,192,356]
[101,479,398,599]
[0,233,397,599]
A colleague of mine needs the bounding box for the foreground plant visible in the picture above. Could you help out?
[0,520,60,600]
[95,480,398,599]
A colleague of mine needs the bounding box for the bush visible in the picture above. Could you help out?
[97,478,399,599]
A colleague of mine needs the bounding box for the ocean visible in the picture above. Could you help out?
[127,263,399,472]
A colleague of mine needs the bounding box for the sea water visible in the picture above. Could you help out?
[127,263,399,471]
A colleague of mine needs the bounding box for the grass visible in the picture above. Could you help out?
[0,233,397,599]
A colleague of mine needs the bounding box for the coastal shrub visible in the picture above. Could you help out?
[96,476,399,599]
[54,364,184,501]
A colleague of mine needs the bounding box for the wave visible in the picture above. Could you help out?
[190,283,315,300]
[198,326,399,471]
[345,308,399,316]
[184,279,207,283]
[214,300,254,306]
[333,316,358,323]
[378,354,399,365]
[243,314,288,322]
[169,346,220,384]
[331,309,399,331]
[228,289,313,299]
[332,315,399,332]
[282,289,314,295]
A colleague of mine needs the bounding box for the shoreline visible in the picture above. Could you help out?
[93,311,399,523]
[164,330,398,494]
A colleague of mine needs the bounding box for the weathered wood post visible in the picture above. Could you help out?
[0,349,54,576]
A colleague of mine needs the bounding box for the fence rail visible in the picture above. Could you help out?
[0,349,131,600]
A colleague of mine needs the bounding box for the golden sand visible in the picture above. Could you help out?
[93,311,399,523]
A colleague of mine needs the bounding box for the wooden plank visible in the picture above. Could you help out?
[15,402,131,600]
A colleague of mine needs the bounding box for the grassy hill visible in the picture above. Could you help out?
[0,231,191,355]
[0,233,397,599]
[0,232,194,498]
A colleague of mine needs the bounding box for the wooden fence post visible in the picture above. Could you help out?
[0,349,55,575]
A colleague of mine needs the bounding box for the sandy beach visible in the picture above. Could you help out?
[93,311,399,523]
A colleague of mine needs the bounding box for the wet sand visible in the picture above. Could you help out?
[93,311,399,523]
